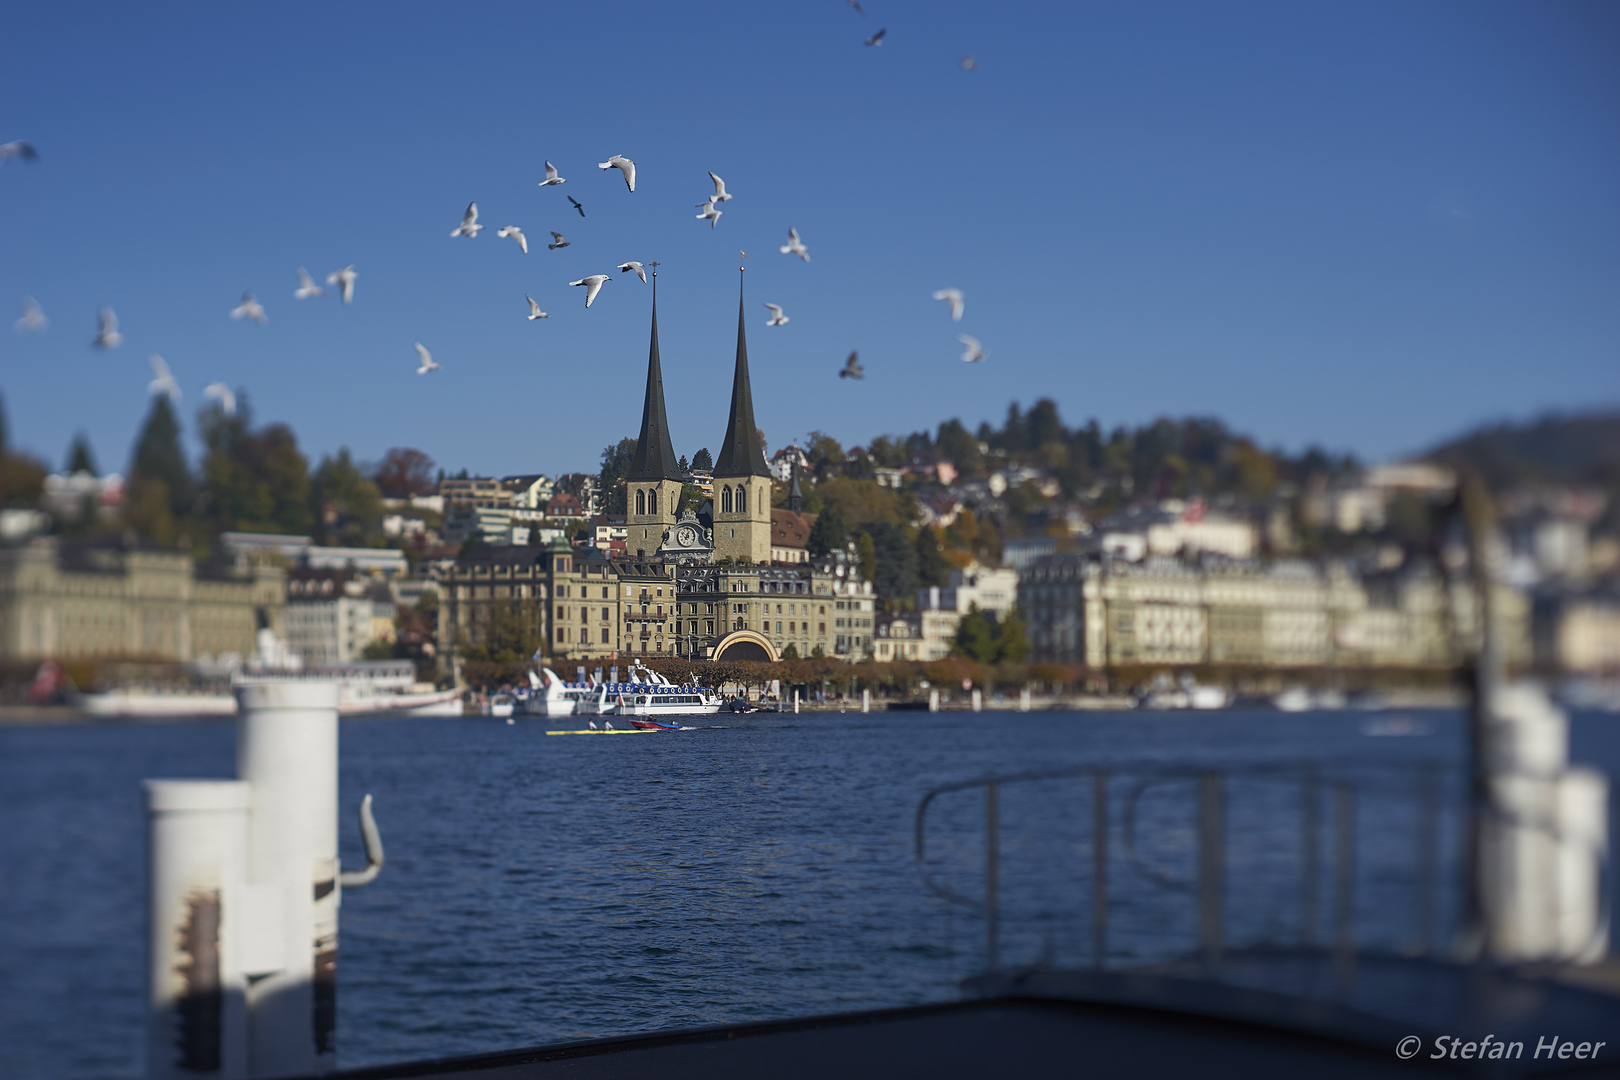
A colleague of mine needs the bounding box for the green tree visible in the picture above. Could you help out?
[677,454,690,474]
[864,520,917,608]
[197,398,312,536]
[807,504,847,557]
[691,447,713,471]
[781,642,800,660]
[915,526,951,588]
[954,603,998,663]
[372,447,436,498]
[598,436,637,515]
[935,418,983,476]
[995,607,1031,664]
[65,434,98,475]
[854,531,876,583]
[130,396,195,520]
[311,448,384,546]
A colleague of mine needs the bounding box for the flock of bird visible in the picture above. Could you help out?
[6,4,988,405]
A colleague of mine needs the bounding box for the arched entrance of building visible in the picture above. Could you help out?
[711,630,778,663]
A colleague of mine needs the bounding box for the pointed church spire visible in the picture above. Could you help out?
[627,269,681,481]
[713,266,770,478]
[787,458,803,512]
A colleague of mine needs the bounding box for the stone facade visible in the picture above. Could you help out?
[0,536,284,663]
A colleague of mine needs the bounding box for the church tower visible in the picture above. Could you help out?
[712,269,772,564]
[625,275,682,557]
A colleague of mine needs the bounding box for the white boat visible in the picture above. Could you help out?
[607,664,722,722]
[514,668,602,717]
[481,694,515,719]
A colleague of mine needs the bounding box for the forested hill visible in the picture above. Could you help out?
[1424,412,1620,492]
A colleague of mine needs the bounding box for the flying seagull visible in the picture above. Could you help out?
[548,231,571,250]
[932,288,965,322]
[93,307,122,349]
[598,154,636,192]
[414,342,440,374]
[15,296,46,335]
[496,225,529,254]
[327,265,358,304]
[848,0,864,13]
[147,355,181,403]
[568,275,611,308]
[958,334,986,363]
[865,27,886,46]
[295,267,324,299]
[764,303,789,326]
[617,261,647,283]
[696,197,723,228]
[525,294,549,320]
[839,351,864,379]
[230,292,267,324]
[779,227,809,261]
[0,140,39,164]
[538,161,566,186]
[450,202,483,238]
[568,195,585,217]
[708,172,732,202]
[203,382,236,416]
[961,55,979,70]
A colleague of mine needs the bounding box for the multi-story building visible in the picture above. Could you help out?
[283,569,395,665]
[439,476,508,510]
[0,535,284,663]
[1019,550,1530,675]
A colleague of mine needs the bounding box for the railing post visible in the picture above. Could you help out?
[1093,772,1108,968]
[1302,766,1319,948]
[1334,783,1357,986]
[1198,773,1226,969]
[985,780,1000,972]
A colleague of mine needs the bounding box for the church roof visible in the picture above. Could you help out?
[713,286,771,478]
[627,297,682,481]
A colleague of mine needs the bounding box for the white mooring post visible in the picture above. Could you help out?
[971,688,983,712]
[145,780,252,1080]
[929,688,940,713]
[793,689,800,714]
[146,679,379,1080]
[236,681,341,1078]
[862,688,870,714]
[1019,686,1031,713]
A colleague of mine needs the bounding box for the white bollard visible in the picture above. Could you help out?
[793,689,799,715]
[1019,687,1031,713]
[146,780,252,1080]
[236,681,341,1078]
[971,688,982,713]
[929,688,940,713]
[862,689,870,714]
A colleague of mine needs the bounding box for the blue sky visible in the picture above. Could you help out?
[2,1,1617,479]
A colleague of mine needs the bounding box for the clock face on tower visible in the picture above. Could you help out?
[676,525,698,548]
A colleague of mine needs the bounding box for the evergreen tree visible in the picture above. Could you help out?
[65,433,98,476]
[954,604,998,663]
[124,396,194,540]
[915,526,951,588]
[677,454,690,474]
[807,504,847,556]
[691,447,714,471]
[197,398,312,535]
[854,532,876,583]
[995,607,1031,664]
[863,520,917,607]
[598,436,637,516]
[311,448,384,546]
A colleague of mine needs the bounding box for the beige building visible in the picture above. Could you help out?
[0,536,284,663]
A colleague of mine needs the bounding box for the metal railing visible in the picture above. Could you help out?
[915,760,1455,976]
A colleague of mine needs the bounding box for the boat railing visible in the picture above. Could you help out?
[914,760,1610,977]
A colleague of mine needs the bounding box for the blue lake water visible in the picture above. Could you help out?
[2,708,1617,1079]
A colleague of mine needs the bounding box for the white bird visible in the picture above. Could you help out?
[958,334,986,363]
[15,296,46,335]
[525,294,549,320]
[780,227,809,261]
[295,267,324,299]
[695,197,723,228]
[598,154,636,192]
[0,140,38,164]
[497,225,529,254]
[548,231,570,250]
[848,0,864,14]
[865,27,886,46]
[764,303,789,326]
[450,202,483,238]
[93,307,122,349]
[203,382,237,415]
[327,265,358,305]
[538,160,566,186]
[840,351,864,379]
[568,275,611,308]
[617,261,647,283]
[147,355,181,403]
[933,288,965,322]
[414,342,440,374]
[708,172,733,202]
[960,55,979,71]
[230,292,267,324]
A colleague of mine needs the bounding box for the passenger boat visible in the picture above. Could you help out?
[604,663,722,719]
[514,668,603,717]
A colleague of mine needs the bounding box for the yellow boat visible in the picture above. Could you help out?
[544,728,658,735]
